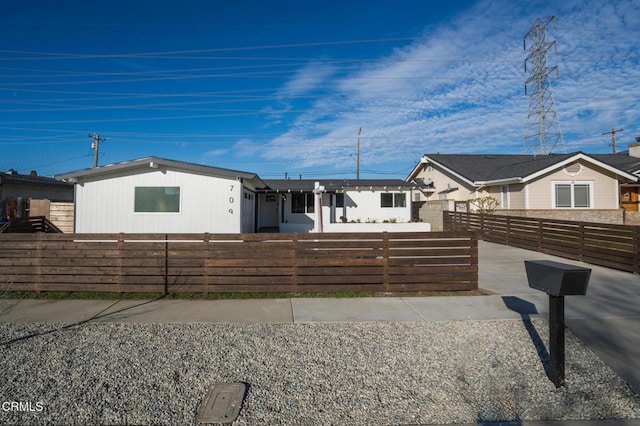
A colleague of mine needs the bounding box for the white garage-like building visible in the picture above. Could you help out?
[56,157,266,234]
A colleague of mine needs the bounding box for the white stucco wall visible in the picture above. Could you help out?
[324,222,431,232]
[279,193,315,231]
[75,168,254,233]
[340,189,412,223]
[276,189,412,232]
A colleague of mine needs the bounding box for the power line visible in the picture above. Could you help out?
[601,128,623,154]
[0,36,418,60]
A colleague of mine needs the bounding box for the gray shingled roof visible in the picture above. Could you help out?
[0,171,72,188]
[591,152,640,175]
[424,152,639,183]
[263,179,414,192]
[425,153,578,182]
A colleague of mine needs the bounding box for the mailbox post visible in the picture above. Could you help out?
[524,260,591,388]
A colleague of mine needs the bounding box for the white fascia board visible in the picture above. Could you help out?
[521,153,638,183]
[475,177,523,186]
[405,156,428,181]
[56,156,263,184]
[423,156,477,187]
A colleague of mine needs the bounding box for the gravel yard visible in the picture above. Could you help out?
[1,320,639,425]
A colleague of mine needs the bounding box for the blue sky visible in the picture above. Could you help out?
[1,0,639,179]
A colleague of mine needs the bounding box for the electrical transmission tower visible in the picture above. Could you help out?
[524,15,565,155]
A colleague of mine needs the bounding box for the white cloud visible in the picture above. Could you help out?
[245,0,640,176]
[277,61,337,98]
[204,148,229,157]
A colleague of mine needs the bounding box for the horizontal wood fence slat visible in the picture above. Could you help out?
[444,211,640,274]
[0,231,478,294]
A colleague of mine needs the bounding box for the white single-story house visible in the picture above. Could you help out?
[56,157,266,233]
[56,157,430,233]
[407,151,639,213]
[258,179,419,233]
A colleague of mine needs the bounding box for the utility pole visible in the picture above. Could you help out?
[356,127,361,180]
[88,133,105,168]
[602,128,623,154]
[523,16,565,155]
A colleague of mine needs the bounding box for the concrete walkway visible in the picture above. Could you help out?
[1,241,639,397]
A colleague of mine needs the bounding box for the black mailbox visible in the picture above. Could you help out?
[524,259,591,388]
[524,260,591,296]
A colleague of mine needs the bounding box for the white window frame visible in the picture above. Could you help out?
[551,181,593,209]
[501,185,510,209]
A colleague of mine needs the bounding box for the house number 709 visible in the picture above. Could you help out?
[228,185,234,214]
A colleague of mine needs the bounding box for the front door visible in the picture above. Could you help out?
[258,194,279,231]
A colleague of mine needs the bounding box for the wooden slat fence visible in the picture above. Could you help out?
[6,216,63,233]
[444,211,640,274]
[0,231,478,294]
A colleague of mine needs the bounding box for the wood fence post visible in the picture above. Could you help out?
[117,233,125,294]
[633,227,640,274]
[35,233,42,296]
[578,223,585,262]
[537,219,543,252]
[292,233,299,292]
[203,233,210,297]
[164,234,169,296]
[382,232,390,292]
[506,216,511,246]
[470,233,479,288]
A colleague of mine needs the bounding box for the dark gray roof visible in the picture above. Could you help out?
[423,152,638,183]
[263,179,414,192]
[0,171,72,188]
[591,152,640,175]
[425,153,578,182]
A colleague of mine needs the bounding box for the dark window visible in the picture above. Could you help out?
[381,193,406,208]
[335,193,344,208]
[291,193,314,213]
[381,193,393,208]
[555,184,571,208]
[574,184,590,208]
[134,187,180,213]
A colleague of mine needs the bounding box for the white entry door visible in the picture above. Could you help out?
[258,194,279,229]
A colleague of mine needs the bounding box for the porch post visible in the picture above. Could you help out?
[313,182,325,233]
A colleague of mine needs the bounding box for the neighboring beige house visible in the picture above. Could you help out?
[593,142,640,213]
[407,151,639,225]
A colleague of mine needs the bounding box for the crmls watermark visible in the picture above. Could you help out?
[2,401,44,412]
